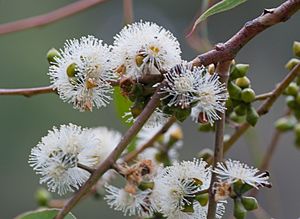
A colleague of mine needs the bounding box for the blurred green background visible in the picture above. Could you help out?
[0,0,299,218]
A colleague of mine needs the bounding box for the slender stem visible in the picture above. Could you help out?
[207,61,231,219]
[214,63,300,163]
[192,0,300,66]
[55,86,163,219]
[254,92,273,101]
[0,0,109,35]
[77,163,96,174]
[123,0,134,25]
[0,86,54,97]
[122,116,177,163]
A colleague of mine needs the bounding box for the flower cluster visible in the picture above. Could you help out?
[29,124,121,195]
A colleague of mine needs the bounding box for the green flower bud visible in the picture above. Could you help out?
[195,193,209,207]
[155,152,171,166]
[246,106,259,127]
[285,58,300,71]
[228,81,242,100]
[46,48,60,64]
[241,88,256,103]
[234,104,248,116]
[286,96,297,109]
[182,202,194,213]
[241,196,258,211]
[285,82,298,96]
[239,183,254,195]
[66,63,78,78]
[293,41,300,57]
[230,112,245,123]
[174,107,191,122]
[275,117,296,132]
[235,76,251,89]
[234,198,247,219]
[294,123,300,137]
[230,64,250,80]
[138,181,154,191]
[35,188,51,207]
[225,98,233,111]
[197,148,213,162]
[198,123,214,132]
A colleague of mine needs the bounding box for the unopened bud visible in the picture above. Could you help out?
[285,58,300,71]
[285,82,298,96]
[35,188,51,207]
[241,196,258,211]
[66,63,78,77]
[241,88,256,103]
[230,64,249,80]
[293,41,300,57]
[275,116,296,132]
[197,148,213,162]
[235,76,250,89]
[246,106,259,127]
[228,81,242,100]
[195,193,209,207]
[286,96,297,109]
[46,48,60,64]
[234,103,248,116]
[234,198,247,219]
[230,112,245,123]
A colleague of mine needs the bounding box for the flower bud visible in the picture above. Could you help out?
[235,76,250,89]
[286,96,297,109]
[275,117,296,132]
[195,193,209,207]
[182,202,194,213]
[234,104,248,116]
[35,188,51,207]
[285,82,298,96]
[285,58,300,71]
[197,148,213,162]
[230,64,249,80]
[230,112,245,123]
[241,196,258,211]
[293,41,300,57]
[228,81,242,100]
[246,106,259,127]
[234,198,247,219]
[294,123,300,137]
[241,88,256,103]
[66,63,78,77]
[174,108,191,122]
[138,181,154,191]
[46,48,60,64]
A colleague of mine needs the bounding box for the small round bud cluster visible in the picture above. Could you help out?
[226,63,259,127]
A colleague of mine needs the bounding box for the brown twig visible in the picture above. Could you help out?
[207,61,231,219]
[255,92,273,101]
[123,0,134,25]
[55,85,163,219]
[221,63,300,159]
[77,163,96,174]
[192,0,300,66]
[0,86,54,97]
[0,0,109,36]
[122,116,177,163]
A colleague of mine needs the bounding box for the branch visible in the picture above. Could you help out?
[123,0,134,25]
[122,116,177,163]
[254,92,273,101]
[0,86,54,97]
[207,61,231,219]
[223,63,300,157]
[0,0,109,36]
[55,85,163,219]
[191,0,300,66]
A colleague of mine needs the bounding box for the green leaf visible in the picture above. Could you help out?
[188,0,247,36]
[15,208,76,219]
[113,87,133,126]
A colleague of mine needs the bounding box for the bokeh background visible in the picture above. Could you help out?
[0,0,300,218]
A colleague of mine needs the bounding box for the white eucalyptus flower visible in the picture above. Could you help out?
[160,62,203,109]
[82,127,122,167]
[112,21,182,78]
[105,185,154,217]
[29,124,99,195]
[152,159,217,218]
[213,159,270,189]
[191,73,227,125]
[49,35,115,111]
